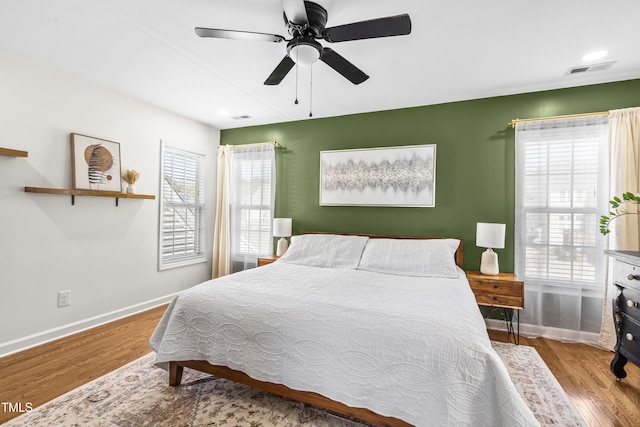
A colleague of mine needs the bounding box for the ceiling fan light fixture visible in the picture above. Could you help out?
[287,39,322,66]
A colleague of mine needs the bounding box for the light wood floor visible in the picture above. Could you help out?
[1,306,639,426]
[492,330,640,427]
[0,305,167,424]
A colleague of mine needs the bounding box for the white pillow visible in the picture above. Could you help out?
[357,238,460,278]
[277,234,369,269]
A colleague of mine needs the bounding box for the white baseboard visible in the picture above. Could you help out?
[485,318,600,346]
[0,294,177,358]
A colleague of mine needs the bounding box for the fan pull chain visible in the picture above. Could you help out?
[294,62,299,105]
[294,40,299,105]
[309,64,313,117]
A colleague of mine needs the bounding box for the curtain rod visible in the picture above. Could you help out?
[509,111,609,128]
[223,141,280,148]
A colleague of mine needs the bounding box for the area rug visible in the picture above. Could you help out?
[5,342,585,427]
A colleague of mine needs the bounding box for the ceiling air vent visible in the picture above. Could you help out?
[565,61,616,75]
[231,114,253,120]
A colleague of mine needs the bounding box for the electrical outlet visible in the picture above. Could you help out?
[57,290,71,307]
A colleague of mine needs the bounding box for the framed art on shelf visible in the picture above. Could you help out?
[320,144,436,207]
[71,133,122,192]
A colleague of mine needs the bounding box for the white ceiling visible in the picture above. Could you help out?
[1,0,639,130]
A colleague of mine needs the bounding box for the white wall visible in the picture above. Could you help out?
[0,48,219,356]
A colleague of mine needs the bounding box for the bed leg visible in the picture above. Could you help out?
[169,362,184,386]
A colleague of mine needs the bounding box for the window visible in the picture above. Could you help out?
[159,143,206,270]
[515,116,608,336]
[230,144,275,272]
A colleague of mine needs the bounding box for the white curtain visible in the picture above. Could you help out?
[599,107,640,350]
[230,143,276,273]
[212,145,232,278]
[515,116,609,343]
[212,143,276,277]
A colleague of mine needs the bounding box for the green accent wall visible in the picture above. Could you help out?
[221,79,640,271]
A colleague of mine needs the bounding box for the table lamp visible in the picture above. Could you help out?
[476,222,506,275]
[273,218,292,256]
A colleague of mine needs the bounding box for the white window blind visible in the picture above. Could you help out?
[515,116,608,337]
[159,143,206,270]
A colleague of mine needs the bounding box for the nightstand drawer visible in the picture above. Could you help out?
[613,261,640,293]
[472,292,524,308]
[468,280,522,296]
[621,287,640,320]
[620,313,640,360]
[467,278,524,309]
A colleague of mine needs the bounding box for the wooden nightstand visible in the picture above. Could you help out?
[466,271,524,344]
[257,255,279,267]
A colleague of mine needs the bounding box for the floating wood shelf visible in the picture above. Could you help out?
[0,147,29,157]
[24,186,155,206]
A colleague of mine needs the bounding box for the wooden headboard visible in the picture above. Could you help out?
[303,231,464,268]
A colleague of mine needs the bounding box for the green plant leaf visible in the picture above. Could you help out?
[600,192,640,235]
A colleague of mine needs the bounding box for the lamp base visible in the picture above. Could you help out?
[480,248,499,275]
[276,237,289,257]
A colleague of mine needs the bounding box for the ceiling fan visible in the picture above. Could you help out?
[195,0,412,86]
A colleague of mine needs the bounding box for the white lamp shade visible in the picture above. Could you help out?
[476,222,506,249]
[273,218,292,237]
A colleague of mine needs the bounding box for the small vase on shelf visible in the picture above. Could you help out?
[122,169,140,195]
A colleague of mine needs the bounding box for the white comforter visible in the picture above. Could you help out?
[150,262,539,427]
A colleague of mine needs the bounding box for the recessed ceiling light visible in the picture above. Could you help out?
[582,50,608,62]
[218,110,230,116]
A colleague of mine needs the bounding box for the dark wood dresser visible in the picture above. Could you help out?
[605,250,640,380]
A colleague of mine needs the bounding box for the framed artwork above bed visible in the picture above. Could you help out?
[319,144,436,207]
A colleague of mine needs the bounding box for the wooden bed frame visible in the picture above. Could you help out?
[168,233,464,427]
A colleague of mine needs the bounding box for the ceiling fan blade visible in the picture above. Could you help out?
[320,48,369,85]
[264,56,296,85]
[281,0,308,26]
[323,14,411,42]
[195,27,285,43]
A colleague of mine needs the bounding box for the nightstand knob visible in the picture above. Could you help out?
[626,333,635,341]
[493,285,498,289]
[628,299,638,308]
[627,274,639,281]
